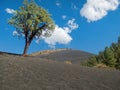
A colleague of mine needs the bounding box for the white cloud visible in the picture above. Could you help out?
[44,25,72,46]
[80,0,119,22]
[62,15,67,19]
[13,30,25,37]
[42,19,79,48]
[35,38,40,44]
[5,8,16,14]
[73,5,78,10]
[67,19,79,30]
[72,3,78,10]
[64,19,79,33]
[13,31,20,36]
[56,2,61,7]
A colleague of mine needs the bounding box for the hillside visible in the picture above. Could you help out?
[0,53,120,90]
[31,49,94,64]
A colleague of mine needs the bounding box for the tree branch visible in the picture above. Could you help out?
[28,24,46,43]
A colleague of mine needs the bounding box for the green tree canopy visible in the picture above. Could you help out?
[104,47,116,67]
[83,36,120,69]
[8,0,55,55]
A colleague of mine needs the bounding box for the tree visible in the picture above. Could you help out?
[114,37,120,69]
[103,47,116,67]
[97,51,105,63]
[8,0,55,56]
[110,38,120,68]
[87,56,98,67]
[83,36,120,69]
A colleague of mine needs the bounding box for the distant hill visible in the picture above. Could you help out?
[0,51,21,56]
[31,49,94,64]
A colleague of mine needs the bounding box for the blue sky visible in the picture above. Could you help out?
[0,0,120,54]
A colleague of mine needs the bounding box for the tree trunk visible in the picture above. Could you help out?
[22,31,35,56]
[22,42,30,56]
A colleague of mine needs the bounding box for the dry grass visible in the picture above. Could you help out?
[94,63,108,68]
[64,61,72,65]
[94,64,116,70]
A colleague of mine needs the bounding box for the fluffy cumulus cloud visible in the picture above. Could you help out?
[5,8,16,14]
[43,19,79,48]
[44,25,72,47]
[80,0,120,22]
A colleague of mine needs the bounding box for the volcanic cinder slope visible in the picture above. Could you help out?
[0,50,120,90]
[31,49,94,64]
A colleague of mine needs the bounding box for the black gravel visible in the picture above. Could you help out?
[34,49,94,64]
[0,54,120,90]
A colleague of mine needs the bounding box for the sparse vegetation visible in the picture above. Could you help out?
[82,36,120,70]
[64,60,72,65]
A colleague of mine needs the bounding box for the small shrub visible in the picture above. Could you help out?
[86,56,98,67]
[94,63,108,68]
[64,61,72,65]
